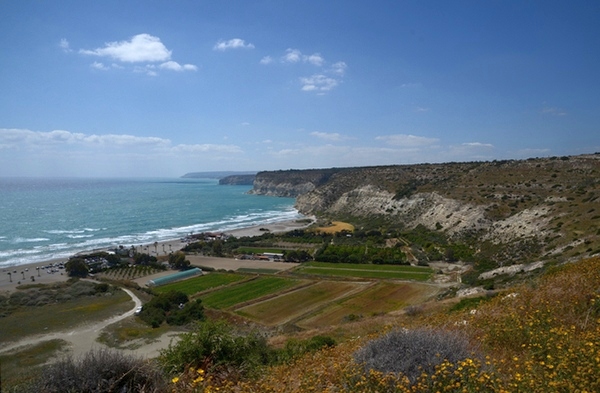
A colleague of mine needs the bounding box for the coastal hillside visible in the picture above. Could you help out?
[251,154,600,271]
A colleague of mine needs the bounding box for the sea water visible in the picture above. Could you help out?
[0,177,299,268]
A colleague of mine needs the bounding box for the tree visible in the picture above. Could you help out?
[169,252,190,270]
[65,258,89,277]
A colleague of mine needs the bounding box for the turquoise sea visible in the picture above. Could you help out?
[0,178,299,268]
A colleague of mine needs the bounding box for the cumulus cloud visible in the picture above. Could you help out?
[331,61,347,75]
[300,74,339,92]
[91,61,110,70]
[80,34,172,62]
[60,38,72,53]
[76,33,197,76]
[213,38,255,51]
[375,134,440,147]
[281,48,324,65]
[282,48,302,63]
[259,56,273,65]
[159,61,198,72]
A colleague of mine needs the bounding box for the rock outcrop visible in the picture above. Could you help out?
[250,154,600,264]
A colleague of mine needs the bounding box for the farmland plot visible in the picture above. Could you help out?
[296,281,440,329]
[200,276,300,309]
[234,280,369,326]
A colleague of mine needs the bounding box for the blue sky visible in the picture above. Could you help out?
[1,1,599,177]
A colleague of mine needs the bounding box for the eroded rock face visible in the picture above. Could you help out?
[249,154,600,263]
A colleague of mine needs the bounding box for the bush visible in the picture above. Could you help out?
[354,328,472,383]
[18,348,167,393]
[159,319,269,377]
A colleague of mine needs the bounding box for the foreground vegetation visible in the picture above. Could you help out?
[7,256,600,392]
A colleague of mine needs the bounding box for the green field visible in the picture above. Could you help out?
[154,272,245,295]
[200,276,299,309]
[304,262,433,272]
[294,262,433,281]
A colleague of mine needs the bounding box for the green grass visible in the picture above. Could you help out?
[295,267,432,281]
[154,272,245,295]
[304,261,433,273]
[237,268,281,274]
[295,262,433,281]
[0,289,132,344]
[201,276,299,309]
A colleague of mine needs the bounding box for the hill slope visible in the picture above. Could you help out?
[251,154,600,270]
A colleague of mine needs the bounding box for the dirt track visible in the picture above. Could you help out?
[0,288,177,360]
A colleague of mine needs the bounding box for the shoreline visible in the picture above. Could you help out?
[0,216,315,293]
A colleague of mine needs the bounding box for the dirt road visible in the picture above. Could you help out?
[0,288,176,359]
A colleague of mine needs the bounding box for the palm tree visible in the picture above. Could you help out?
[154,242,158,255]
[7,272,11,282]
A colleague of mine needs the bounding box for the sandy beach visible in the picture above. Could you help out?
[0,217,314,293]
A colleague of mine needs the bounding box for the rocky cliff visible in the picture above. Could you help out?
[248,168,344,197]
[251,154,600,264]
[219,174,256,185]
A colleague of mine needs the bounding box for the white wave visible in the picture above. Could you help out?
[13,237,50,243]
[0,208,303,269]
[44,228,102,235]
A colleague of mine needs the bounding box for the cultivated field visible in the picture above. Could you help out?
[235,280,368,326]
[296,281,440,329]
[154,272,246,295]
[293,261,434,281]
[199,276,300,309]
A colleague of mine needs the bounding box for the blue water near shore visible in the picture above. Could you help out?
[0,177,299,268]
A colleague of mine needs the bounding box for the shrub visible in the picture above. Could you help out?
[159,319,269,378]
[18,348,167,393]
[353,328,472,383]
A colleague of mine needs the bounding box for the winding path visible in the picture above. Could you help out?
[0,288,143,358]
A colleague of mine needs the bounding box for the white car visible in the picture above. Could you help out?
[134,306,143,315]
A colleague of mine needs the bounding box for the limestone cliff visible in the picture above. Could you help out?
[252,154,600,263]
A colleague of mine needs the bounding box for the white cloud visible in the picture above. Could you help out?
[172,143,242,154]
[91,61,109,70]
[281,48,324,65]
[462,142,494,148]
[300,74,339,92]
[282,48,302,63]
[60,38,72,53]
[311,131,340,141]
[159,61,198,72]
[79,33,172,63]
[306,53,324,66]
[375,134,440,147]
[331,61,347,75]
[213,38,255,51]
[259,56,273,65]
[310,131,352,141]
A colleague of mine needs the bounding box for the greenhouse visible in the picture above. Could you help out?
[147,267,202,287]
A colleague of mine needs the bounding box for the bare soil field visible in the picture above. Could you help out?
[187,255,300,272]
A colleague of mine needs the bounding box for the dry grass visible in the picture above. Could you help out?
[314,221,355,234]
